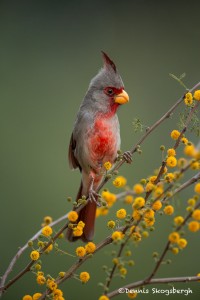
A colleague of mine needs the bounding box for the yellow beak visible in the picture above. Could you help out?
[114,90,129,104]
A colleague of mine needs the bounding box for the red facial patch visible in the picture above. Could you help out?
[104,86,124,97]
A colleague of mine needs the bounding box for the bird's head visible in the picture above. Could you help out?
[87,52,129,115]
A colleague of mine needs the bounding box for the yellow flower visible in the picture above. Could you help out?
[99,296,110,300]
[132,197,145,209]
[144,209,155,218]
[79,271,90,283]
[37,271,44,276]
[30,250,40,261]
[76,246,86,257]
[53,289,63,298]
[181,137,188,144]
[124,195,134,204]
[59,272,66,278]
[174,216,184,225]
[149,176,157,183]
[120,267,127,275]
[44,244,53,253]
[132,209,142,221]
[145,182,155,192]
[34,264,41,270]
[133,183,144,194]
[187,198,196,206]
[113,176,127,188]
[165,173,175,183]
[33,293,42,300]
[85,242,96,253]
[116,208,127,219]
[36,275,46,285]
[171,247,179,255]
[167,148,176,157]
[168,232,180,243]
[23,296,32,300]
[194,90,200,101]
[112,258,119,265]
[128,291,137,299]
[43,216,53,224]
[190,161,200,170]
[152,200,162,211]
[144,217,155,227]
[68,211,78,222]
[164,205,174,215]
[77,221,85,228]
[188,221,199,232]
[102,191,116,207]
[107,220,116,228]
[111,231,123,241]
[177,238,187,249]
[184,92,193,106]
[194,183,200,194]
[104,161,112,170]
[42,225,53,237]
[192,209,200,221]
[166,156,177,168]
[184,144,196,157]
[73,226,83,236]
[170,130,180,140]
[153,186,164,197]
[132,232,142,241]
[47,279,57,290]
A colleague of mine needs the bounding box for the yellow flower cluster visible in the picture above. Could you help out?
[133,183,144,194]
[168,232,187,250]
[163,205,174,215]
[152,200,162,211]
[99,296,110,300]
[101,190,117,208]
[42,225,53,237]
[116,208,127,219]
[75,242,96,257]
[193,90,200,101]
[23,294,43,300]
[166,156,177,168]
[104,161,112,170]
[107,220,116,228]
[30,250,40,261]
[111,231,124,241]
[128,291,138,299]
[184,92,193,106]
[165,173,175,183]
[68,211,79,222]
[188,221,199,232]
[113,176,127,188]
[73,221,85,237]
[79,271,90,283]
[170,130,180,140]
[132,197,145,209]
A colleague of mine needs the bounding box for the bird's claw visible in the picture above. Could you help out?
[123,151,133,164]
[88,189,101,207]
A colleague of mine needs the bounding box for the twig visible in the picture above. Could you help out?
[145,200,200,283]
[0,214,68,296]
[107,276,200,298]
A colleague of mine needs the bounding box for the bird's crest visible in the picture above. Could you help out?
[101,51,116,73]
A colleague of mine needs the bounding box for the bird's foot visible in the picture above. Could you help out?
[88,189,101,207]
[123,151,133,164]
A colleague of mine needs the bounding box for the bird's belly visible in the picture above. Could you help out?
[88,118,119,166]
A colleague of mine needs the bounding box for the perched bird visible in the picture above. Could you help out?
[67,52,130,242]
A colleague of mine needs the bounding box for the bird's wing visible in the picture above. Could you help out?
[68,133,82,171]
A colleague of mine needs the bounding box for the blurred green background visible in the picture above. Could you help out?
[0,0,200,299]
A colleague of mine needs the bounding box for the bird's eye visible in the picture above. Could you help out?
[106,88,114,96]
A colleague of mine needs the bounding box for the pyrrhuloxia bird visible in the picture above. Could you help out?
[67,52,129,242]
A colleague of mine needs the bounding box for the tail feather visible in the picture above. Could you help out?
[66,181,96,242]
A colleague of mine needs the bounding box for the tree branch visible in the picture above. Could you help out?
[107,276,200,298]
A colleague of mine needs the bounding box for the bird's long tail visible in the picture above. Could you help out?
[66,180,97,242]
